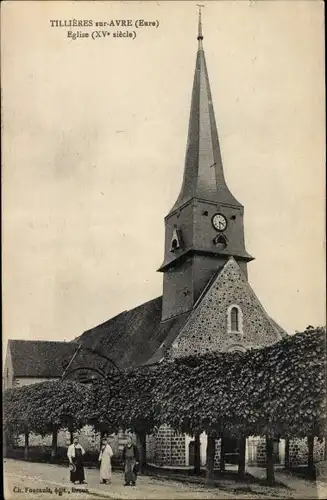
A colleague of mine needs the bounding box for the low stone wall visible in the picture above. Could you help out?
[15,426,101,452]
[151,425,186,466]
[289,438,325,467]
[12,426,326,470]
[247,436,325,467]
[14,426,131,460]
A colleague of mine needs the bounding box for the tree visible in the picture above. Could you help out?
[3,379,95,458]
[3,327,325,478]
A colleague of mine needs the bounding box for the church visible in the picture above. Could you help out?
[10,11,323,470]
[68,10,291,468]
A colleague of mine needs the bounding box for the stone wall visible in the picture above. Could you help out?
[289,438,325,467]
[214,438,221,469]
[170,258,282,358]
[148,425,186,467]
[16,426,101,451]
[14,425,326,468]
[14,427,133,460]
[247,436,325,467]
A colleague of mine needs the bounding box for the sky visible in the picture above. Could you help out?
[2,0,325,348]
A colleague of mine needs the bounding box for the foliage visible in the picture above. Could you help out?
[90,364,160,435]
[3,327,326,440]
[3,380,94,436]
[152,327,326,438]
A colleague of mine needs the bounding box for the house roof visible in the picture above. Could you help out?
[8,340,77,378]
[74,296,191,371]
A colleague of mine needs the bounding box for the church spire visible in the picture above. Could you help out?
[170,7,241,213]
[159,9,253,322]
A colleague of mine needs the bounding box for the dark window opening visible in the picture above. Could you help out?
[215,234,227,250]
[231,215,236,220]
[231,307,239,332]
[171,239,178,251]
[202,210,209,216]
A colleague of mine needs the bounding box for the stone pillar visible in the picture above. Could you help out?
[170,430,186,466]
[154,425,172,466]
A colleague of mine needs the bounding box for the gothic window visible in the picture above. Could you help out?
[227,304,243,334]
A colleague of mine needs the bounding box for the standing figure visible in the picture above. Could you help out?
[122,436,139,486]
[67,435,87,484]
[98,437,114,484]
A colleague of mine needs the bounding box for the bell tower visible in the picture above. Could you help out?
[158,9,254,322]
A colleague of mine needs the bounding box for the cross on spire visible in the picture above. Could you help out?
[197,4,204,48]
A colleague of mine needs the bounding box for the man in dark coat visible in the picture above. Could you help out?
[122,436,140,486]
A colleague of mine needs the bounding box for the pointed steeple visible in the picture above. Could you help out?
[159,9,253,322]
[170,7,241,213]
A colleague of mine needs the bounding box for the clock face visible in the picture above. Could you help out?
[212,213,227,231]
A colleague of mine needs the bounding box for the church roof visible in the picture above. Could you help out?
[170,8,241,214]
[74,268,288,369]
[8,339,77,378]
[75,297,191,370]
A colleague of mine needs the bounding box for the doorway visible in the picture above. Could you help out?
[224,436,239,465]
[188,440,195,466]
[273,439,280,464]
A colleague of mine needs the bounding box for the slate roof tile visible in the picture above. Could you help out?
[9,340,77,378]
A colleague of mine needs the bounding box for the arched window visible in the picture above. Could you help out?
[231,307,239,332]
[227,304,243,334]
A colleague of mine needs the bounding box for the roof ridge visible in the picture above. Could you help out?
[193,260,230,310]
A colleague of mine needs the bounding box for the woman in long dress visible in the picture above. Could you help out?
[122,436,139,486]
[67,436,87,484]
[98,437,114,484]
